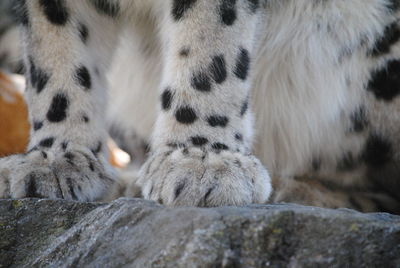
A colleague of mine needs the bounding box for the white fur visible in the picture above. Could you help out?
[109,0,395,182]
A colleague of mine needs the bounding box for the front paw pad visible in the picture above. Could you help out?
[137,148,271,207]
[0,147,115,201]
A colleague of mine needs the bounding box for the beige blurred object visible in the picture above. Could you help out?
[108,139,131,168]
[0,71,29,157]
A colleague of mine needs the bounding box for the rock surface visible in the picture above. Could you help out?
[0,198,399,267]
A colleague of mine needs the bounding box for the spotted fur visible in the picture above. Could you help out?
[0,0,400,213]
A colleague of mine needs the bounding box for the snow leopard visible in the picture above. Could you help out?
[0,0,400,213]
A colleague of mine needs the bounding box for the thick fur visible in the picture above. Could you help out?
[1,0,400,212]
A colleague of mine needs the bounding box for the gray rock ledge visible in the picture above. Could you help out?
[0,198,399,267]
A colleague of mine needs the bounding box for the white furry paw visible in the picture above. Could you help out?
[0,146,115,201]
[137,147,271,207]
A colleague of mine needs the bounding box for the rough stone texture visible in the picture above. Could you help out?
[0,198,399,267]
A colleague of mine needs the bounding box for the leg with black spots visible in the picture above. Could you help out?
[136,0,271,206]
[0,0,126,201]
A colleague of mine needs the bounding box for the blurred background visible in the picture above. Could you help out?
[0,0,23,74]
[0,0,29,158]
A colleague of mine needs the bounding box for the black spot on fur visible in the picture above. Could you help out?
[212,143,229,150]
[75,66,91,90]
[82,115,90,123]
[33,121,43,131]
[220,0,237,26]
[35,72,49,94]
[172,0,197,21]
[61,141,68,151]
[90,0,120,18]
[363,134,393,167]
[64,153,75,166]
[191,136,208,146]
[47,93,69,122]
[41,151,48,159]
[179,48,190,57]
[39,0,69,25]
[78,23,89,43]
[337,152,357,171]
[148,185,154,197]
[235,133,243,141]
[161,88,173,110]
[14,0,29,26]
[234,159,242,168]
[175,106,198,124]
[174,181,186,199]
[240,99,249,116]
[92,142,102,156]
[167,143,176,148]
[64,152,75,161]
[209,55,227,84]
[89,161,95,171]
[167,142,187,149]
[207,115,229,127]
[39,137,54,148]
[28,57,36,81]
[204,186,215,203]
[370,23,400,57]
[191,72,211,92]
[350,107,369,133]
[29,58,49,94]
[368,59,400,101]
[247,0,259,13]
[66,177,78,200]
[144,143,151,154]
[234,48,250,80]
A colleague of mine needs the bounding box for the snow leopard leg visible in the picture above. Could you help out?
[0,0,126,201]
[136,0,272,206]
